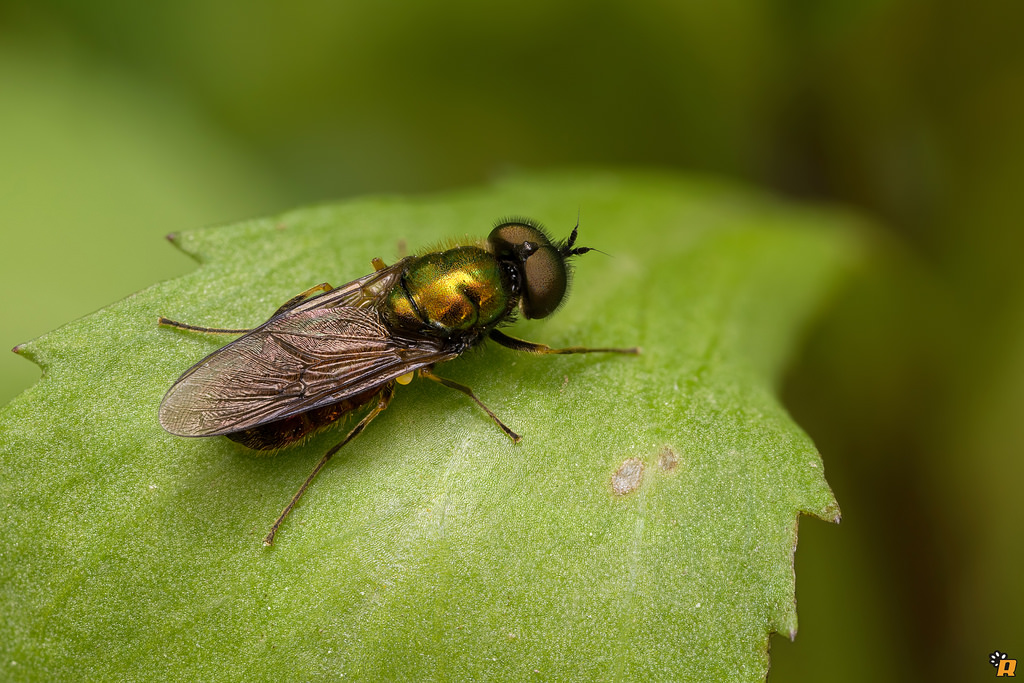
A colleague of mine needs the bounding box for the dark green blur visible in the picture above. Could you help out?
[1,1,1020,680]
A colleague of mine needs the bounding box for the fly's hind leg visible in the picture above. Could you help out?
[419,367,521,443]
[263,383,395,547]
[272,282,334,316]
[159,282,336,334]
[488,329,640,356]
[157,317,251,335]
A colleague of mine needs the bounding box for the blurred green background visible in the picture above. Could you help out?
[1,1,1020,680]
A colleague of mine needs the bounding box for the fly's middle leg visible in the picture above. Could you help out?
[418,366,521,443]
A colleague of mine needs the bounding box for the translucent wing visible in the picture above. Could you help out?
[275,258,412,315]
[159,306,458,437]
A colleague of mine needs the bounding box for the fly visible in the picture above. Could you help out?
[158,218,638,545]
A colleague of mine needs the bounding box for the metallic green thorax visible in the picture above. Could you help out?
[384,245,514,334]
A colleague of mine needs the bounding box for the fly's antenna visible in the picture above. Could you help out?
[561,209,609,258]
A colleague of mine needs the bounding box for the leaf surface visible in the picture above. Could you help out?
[0,171,857,681]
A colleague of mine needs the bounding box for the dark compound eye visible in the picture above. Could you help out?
[520,245,567,318]
[488,220,568,319]
[488,222,551,257]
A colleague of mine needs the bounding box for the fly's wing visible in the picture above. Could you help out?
[159,306,457,437]
[279,258,412,315]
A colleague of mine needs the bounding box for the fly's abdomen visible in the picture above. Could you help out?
[386,246,514,333]
[226,385,385,450]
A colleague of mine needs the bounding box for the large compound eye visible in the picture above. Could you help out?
[488,220,568,319]
[488,222,551,258]
[520,245,567,318]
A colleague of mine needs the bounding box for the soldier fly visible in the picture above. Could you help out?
[159,218,638,545]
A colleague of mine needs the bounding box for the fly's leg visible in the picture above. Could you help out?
[420,334,637,443]
[157,318,251,335]
[159,282,335,334]
[263,383,395,547]
[489,329,640,356]
[372,238,407,272]
[418,366,521,443]
[272,282,334,316]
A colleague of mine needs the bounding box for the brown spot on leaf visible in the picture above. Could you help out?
[658,445,679,472]
[611,457,644,495]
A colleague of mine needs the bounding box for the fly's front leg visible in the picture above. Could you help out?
[488,329,640,355]
[419,367,521,443]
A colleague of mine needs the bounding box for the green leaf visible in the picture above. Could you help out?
[0,170,857,681]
